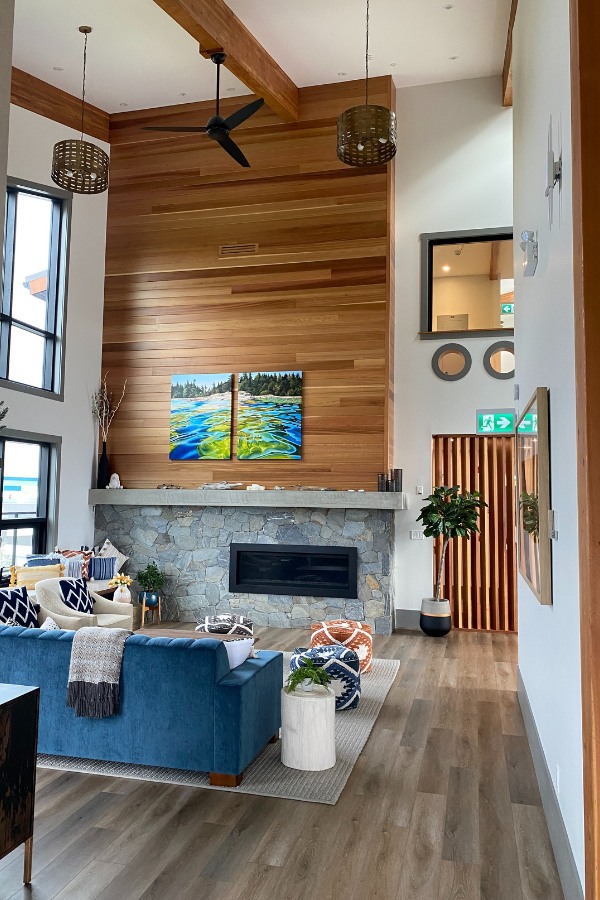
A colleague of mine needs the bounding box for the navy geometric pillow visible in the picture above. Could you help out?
[58,578,93,615]
[0,586,39,628]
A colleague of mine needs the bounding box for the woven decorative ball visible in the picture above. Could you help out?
[310,620,373,673]
[195,614,253,636]
[290,645,361,710]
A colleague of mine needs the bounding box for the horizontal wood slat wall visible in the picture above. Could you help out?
[432,435,517,632]
[103,77,395,489]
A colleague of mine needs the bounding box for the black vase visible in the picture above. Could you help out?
[97,441,110,489]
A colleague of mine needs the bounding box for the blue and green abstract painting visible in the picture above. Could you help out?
[237,371,302,460]
[170,374,233,460]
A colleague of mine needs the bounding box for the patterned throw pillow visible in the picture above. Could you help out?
[26,555,62,567]
[58,579,94,615]
[195,614,253,636]
[40,616,60,631]
[57,549,93,580]
[97,538,129,574]
[10,563,65,590]
[87,556,116,581]
[0,586,39,629]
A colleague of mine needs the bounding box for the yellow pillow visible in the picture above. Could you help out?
[10,563,65,589]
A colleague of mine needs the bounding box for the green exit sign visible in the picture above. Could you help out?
[518,413,538,433]
[501,303,514,314]
[476,409,515,434]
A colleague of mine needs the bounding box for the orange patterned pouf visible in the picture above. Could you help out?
[310,620,373,673]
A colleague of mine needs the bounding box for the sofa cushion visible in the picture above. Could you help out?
[97,538,129,574]
[0,586,39,629]
[87,556,116,582]
[10,563,65,589]
[96,614,132,628]
[196,614,253,636]
[57,549,93,580]
[59,578,94,615]
[224,638,254,670]
[40,616,61,631]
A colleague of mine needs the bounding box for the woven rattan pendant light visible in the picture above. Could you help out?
[337,0,397,167]
[51,26,109,194]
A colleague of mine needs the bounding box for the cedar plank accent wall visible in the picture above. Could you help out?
[103,77,395,490]
[10,68,110,143]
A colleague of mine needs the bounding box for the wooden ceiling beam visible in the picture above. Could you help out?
[502,0,519,107]
[10,67,109,142]
[151,0,299,122]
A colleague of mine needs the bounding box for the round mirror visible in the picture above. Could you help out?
[432,343,472,381]
[484,341,515,379]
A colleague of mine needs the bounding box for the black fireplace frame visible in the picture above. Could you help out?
[229,543,358,599]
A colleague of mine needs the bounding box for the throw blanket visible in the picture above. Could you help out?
[66,627,130,718]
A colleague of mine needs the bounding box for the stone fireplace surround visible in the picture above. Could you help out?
[91,491,406,635]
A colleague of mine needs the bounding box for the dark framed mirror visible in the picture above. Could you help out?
[420,227,514,339]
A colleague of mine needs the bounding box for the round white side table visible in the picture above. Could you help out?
[281,686,336,771]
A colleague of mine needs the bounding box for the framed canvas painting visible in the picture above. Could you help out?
[237,371,302,460]
[516,387,552,605]
[170,374,233,460]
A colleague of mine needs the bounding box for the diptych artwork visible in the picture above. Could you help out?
[170,374,233,460]
[237,371,302,460]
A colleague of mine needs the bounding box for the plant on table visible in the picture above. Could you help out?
[416,485,487,636]
[285,657,332,693]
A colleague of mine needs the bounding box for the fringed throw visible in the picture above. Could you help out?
[66,626,130,718]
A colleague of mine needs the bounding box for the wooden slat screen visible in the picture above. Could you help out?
[432,435,517,632]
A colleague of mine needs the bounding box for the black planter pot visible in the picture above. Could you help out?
[420,598,452,637]
[97,441,110,489]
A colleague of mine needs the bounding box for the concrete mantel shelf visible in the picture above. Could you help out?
[88,489,408,511]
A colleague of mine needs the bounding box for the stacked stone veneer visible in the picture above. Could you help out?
[94,505,394,634]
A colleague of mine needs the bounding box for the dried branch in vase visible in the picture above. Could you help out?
[91,373,127,442]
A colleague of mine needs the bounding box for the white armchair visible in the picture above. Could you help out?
[37,605,91,630]
[35,578,133,631]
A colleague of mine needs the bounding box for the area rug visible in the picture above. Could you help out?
[37,653,400,805]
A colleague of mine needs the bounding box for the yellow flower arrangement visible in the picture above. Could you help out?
[108,572,133,589]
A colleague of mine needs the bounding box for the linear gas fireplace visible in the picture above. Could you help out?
[229,544,358,599]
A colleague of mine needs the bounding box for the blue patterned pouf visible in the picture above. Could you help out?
[290,645,361,710]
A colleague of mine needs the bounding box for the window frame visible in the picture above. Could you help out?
[0,429,61,577]
[0,177,71,400]
[419,227,514,340]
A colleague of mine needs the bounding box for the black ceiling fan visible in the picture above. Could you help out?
[142,53,264,167]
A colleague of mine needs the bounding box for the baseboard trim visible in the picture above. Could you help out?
[394,609,421,631]
[517,669,584,900]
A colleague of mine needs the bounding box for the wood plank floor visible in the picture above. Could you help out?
[0,627,563,900]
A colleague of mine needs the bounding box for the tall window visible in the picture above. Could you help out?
[0,438,51,570]
[1,182,69,395]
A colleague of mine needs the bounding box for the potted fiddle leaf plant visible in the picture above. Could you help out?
[286,657,332,693]
[136,561,165,610]
[416,485,487,637]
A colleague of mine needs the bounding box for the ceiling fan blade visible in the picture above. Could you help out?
[223,98,265,131]
[212,132,251,167]
[142,126,208,133]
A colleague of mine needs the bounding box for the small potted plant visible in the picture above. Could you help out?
[108,572,133,604]
[286,657,332,693]
[136,561,165,610]
[416,485,487,637]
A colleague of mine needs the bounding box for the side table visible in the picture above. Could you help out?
[281,686,336,771]
[0,684,40,884]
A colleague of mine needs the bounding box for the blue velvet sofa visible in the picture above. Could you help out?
[0,626,283,784]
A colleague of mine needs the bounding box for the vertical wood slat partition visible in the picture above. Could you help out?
[432,435,517,632]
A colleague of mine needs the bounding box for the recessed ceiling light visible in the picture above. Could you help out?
[442,265,451,272]
[389,63,397,67]
[119,102,128,107]
[226,87,236,92]
[52,66,64,71]
[179,92,187,97]
[444,4,454,8]
[449,56,459,60]
[337,72,347,77]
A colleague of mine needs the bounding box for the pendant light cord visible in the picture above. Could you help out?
[80,30,88,140]
[365,0,370,107]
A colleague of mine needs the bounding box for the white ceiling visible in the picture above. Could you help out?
[12,0,512,114]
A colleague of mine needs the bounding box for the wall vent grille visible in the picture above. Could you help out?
[219,242,258,258]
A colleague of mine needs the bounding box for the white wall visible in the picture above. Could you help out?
[0,105,108,546]
[0,2,14,256]
[394,76,513,611]
[513,0,584,883]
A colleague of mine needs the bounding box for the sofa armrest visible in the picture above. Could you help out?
[90,592,132,617]
[213,650,283,776]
